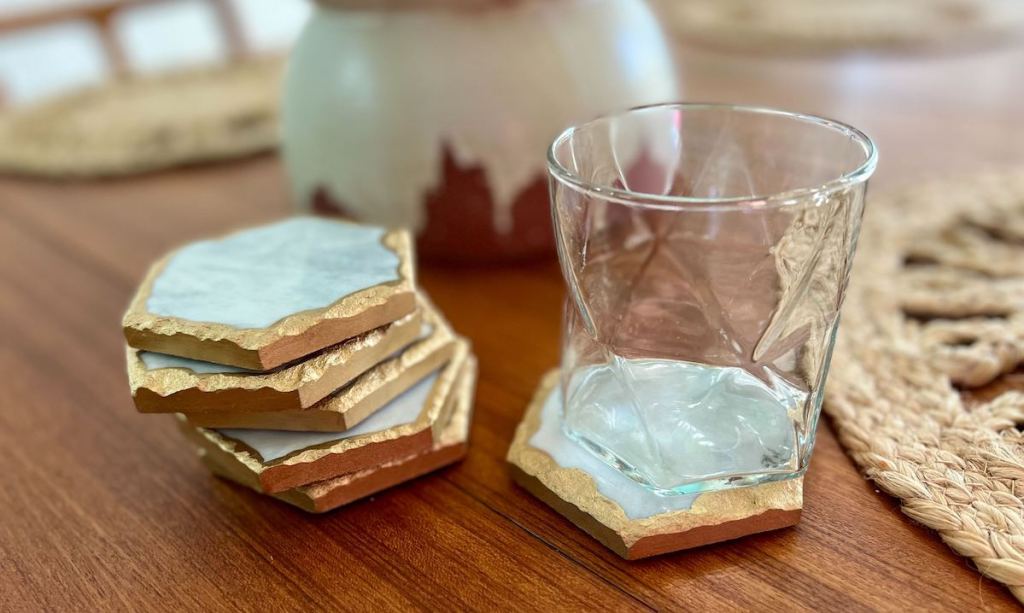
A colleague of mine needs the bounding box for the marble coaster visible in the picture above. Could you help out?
[123,217,416,371]
[507,370,803,560]
[184,307,457,432]
[127,301,425,414]
[200,356,477,513]
[181,343,468,494]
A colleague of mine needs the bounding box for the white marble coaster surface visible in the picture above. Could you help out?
[219,372,438,462]
[139,351,251,374]
[147,217,400,329]
[529,386,699,520]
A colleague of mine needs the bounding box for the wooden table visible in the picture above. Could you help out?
[3,40,1024,611]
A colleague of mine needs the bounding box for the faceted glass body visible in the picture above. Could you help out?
[548,104,876,494]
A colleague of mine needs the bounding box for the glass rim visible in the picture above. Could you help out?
[546,102,878,212]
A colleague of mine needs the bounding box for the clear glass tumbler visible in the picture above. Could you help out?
[548,103,877,495]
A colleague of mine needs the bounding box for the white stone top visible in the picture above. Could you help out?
[147,217,400,329]
[529,386,700,520]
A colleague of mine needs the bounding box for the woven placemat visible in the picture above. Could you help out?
[655,0,1024,54]
[826,169,1024,601]
[0,57,283,179]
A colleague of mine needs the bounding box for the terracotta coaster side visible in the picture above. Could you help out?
[508,464,632,557]
[184,342,469,493]
[203,442,468,513]
[184,303,457,431]
[510,467,801,559]
[128,307,424,414]
[200,356,477,513]
[507,369,803,559]
[123,225,416,371]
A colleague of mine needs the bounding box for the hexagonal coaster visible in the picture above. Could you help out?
[180,342,469,494]
[507,370,803,560]
[183,302,457,431]
[127,302,423,414]
[123,217,416,371]
[199,356,477,513]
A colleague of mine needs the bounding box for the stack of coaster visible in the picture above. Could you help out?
[122,217,476,512]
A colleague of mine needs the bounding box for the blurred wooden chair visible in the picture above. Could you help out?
[0,0,250,107]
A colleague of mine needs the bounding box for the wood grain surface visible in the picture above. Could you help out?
[3,40,1024,611]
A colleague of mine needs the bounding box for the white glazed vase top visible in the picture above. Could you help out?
[282,0,680,261]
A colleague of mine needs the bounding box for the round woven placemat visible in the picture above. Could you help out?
[0,57,283,179]
[655,0,1024,54]
[826,169,1024,601]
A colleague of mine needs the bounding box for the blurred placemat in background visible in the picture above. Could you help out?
[655,0,1024,54]
[0,0,307,178]
[0,57,282,178]
[826,170,1024,601]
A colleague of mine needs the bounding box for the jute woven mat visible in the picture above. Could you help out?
[826,169,1024,601]
[0,57,283,179]
[655,0,1024,54]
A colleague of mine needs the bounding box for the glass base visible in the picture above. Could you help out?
[562,358,808,496]
[565,426,807,496]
